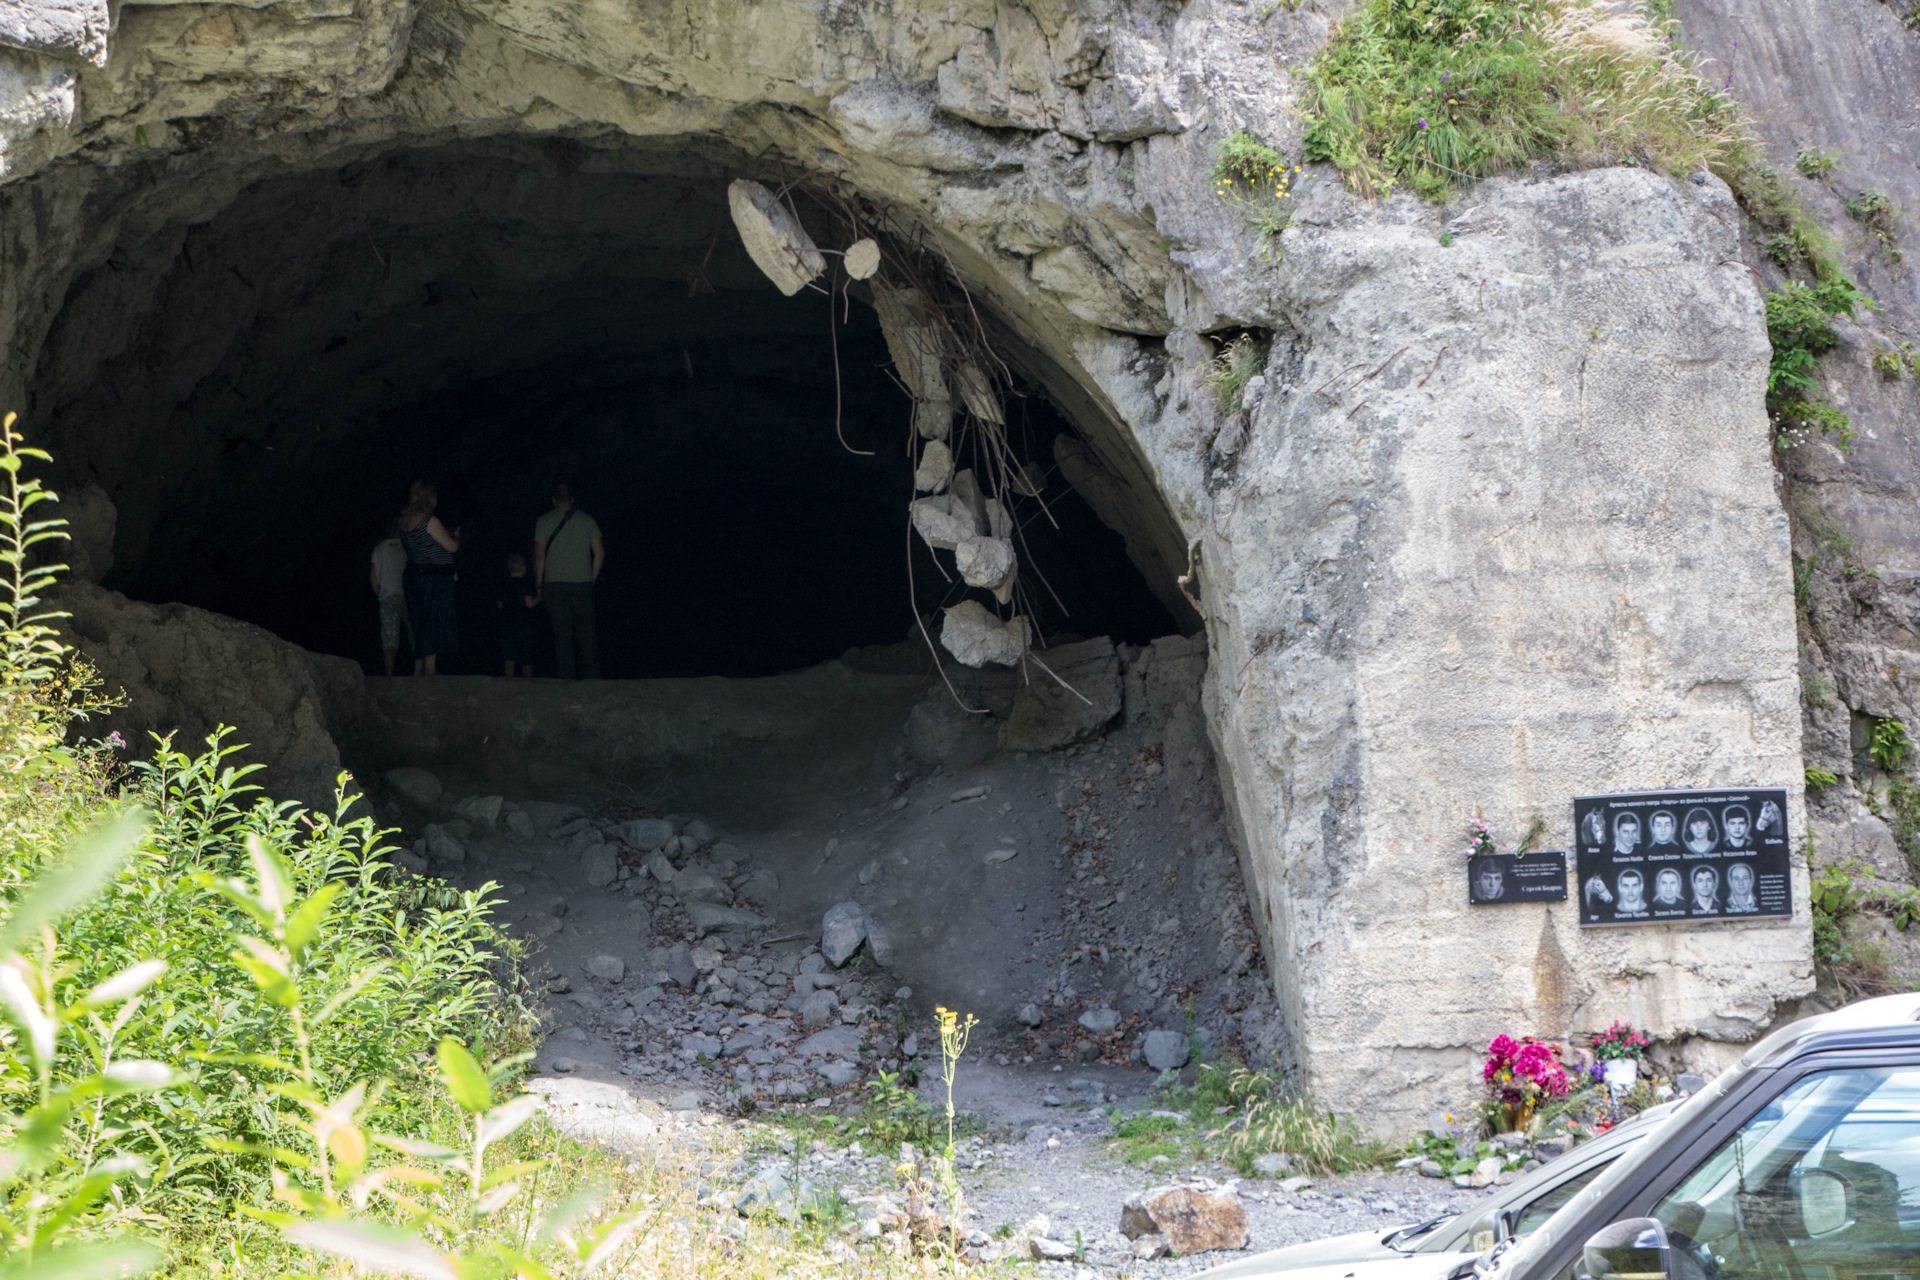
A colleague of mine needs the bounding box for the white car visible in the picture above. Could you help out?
[1197,1104,1676,1280]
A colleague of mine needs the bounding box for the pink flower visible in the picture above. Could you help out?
[1487,1034,1519,1060]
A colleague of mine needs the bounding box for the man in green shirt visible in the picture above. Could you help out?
[532,483,605,678]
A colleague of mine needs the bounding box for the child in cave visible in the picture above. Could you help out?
[497,553,539,678]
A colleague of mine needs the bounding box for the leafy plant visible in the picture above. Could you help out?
[1766,278,1874,450]
[1804,766,1839,791]
[860,1071,939,1147]
[1794,145,1839,180]
[1873,343,1906,380]
[1845,188,1902,264]
[1211,133,1297,244]
[1223,1095,1393,1175]
[1870,716,1912,774]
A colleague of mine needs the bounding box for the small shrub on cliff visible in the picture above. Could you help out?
[1205,334,1269,415]
[1794,144,1839,180]
[1765,278,1873,450]
[1211,132,1298,242]
[1301,0,1753,201]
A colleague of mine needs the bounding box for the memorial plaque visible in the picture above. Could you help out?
[1467,852,1568,905]
[1573,789,1791,927]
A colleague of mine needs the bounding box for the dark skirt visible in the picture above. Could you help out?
[406,571,458,657]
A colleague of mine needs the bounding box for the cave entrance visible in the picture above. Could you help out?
[28,140,1175,679]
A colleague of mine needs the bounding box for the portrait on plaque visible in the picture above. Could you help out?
[1573,789,1792,927]
[1467,851,1568,905]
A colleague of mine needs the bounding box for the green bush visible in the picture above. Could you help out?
[1794,145,1839,180]
[0,419,538,1268]
[1766,278,1873,450]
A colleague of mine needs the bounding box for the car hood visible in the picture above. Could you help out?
[1192,1248,1469,1280]
[1189,1227,1430,1279]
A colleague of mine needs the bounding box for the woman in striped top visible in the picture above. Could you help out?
[399,480,460,675]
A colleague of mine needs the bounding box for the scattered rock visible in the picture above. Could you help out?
[1000,638,1122,751]
[902,1032,920,1058]
[798,989,840,1027]
[615,818,676,851]
[580,843,619,887]
[1120,1186,1248,1255]
[584,955,625,983]
[1419,1160,1446,1178]
[821,901,872,967]
[1017,1003,1044,1028]
[983,848,1018,865]
[682,1033,724,1059]
[643,851,676,882]
[551,1057,579,1073]
[1534,1136,1572,1161]
[948,785,992,802]
[1078,1008,1121,1035]
[1141,1029,1190,1071]
[384,766,443,806]
[1029,1237,1077,1261]
[687,902,771,939]
[1131,1235,1169,1261]
[857,858,882,885]
[1252,1152,1292,1177]
[1276,1176,1313,1193]
[739,869,780,903]
[1470,1156,1504,1188]
[422,824,466,866]
[797,1027,862,1057]
[672,865,731,904]
[682,819,715,848]
[505,810,537,838]
[664,1091,701,1112]
[665,944,699,987]
[820,1061,861,1086]
[455,794,504,830]
[392,846,428,875]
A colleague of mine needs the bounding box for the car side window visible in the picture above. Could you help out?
[1646,1066,1920,1279]
[1513,1162,1610,1240]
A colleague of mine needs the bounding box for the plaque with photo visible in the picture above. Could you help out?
[1573,789,1791,927]
[1468,852,1568,905]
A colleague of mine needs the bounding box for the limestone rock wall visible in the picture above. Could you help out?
[0,0,1824,1124]
[56,582,369,812]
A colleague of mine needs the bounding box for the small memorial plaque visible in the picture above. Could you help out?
[1573,789,1791,927]
[1468,852,1568,905]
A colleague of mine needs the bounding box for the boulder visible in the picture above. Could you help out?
[1078,1008,1121,1035]
[738,868,780,903]
[682,819,716,848]
[940,601,1027,668]
[664,944,699,988]
[797,1026,862,1057]
[686,902,771,938]
[615,818,677,851]
[584,955,625,982]
[1017,1003,1044,1028]
[821,901,873,966]
[422,824,465,866]
[643,851,676,882]
[455,794,503,830]
[1000,638,1122,751]
[1119,1186,1248,1255]
[385,766,444,807]
[798,989,840,1027]
[1141,1030,1190,1071]
[672,866,731,904]
[681,1033,723,1059]
[505,810,537,838]
[1030,1237,1077,1261]
[736,1166,817,1220]
[580,843,620,887]
[392,845,428,875]
[1251,1152,1292,1177]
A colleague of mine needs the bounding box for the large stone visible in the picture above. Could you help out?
[580,843,619,887]
[584,955,625,982]
[672,866,731,904]
[1001,639,1123,751]
[686,901,771,938]
[454,794,503,830]
[798,989,840,1027]
[614,819,676,851]
[1119,1187,1248,1255]
[797,1026,862,1058]
[384,766,443,807]
[820,902,872,967]
[727,179,824,296]
[664,944,699,988]
[422,824,465,866]
[1141,1030,1190,1071]
[940,601,1027,668]
[1078,1008,1121,1035]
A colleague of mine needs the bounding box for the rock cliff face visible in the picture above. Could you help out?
[0,0,1839,1124]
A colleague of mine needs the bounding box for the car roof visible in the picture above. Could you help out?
[1741,993,1920,1068]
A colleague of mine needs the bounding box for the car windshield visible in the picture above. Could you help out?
[1408,1107,1672,1254]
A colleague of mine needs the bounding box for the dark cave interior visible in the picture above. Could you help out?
[27,141,1174,678]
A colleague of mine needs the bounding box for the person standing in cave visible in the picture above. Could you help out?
[533,483,603,679]
[399,480,460,676]
[369,522,412,677]
[497,553,539,678]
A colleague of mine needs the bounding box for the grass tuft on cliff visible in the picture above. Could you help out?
[1302,0,1753,201]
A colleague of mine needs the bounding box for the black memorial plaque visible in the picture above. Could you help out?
[1468,852,1568,905]
[1573,789,1791,927]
